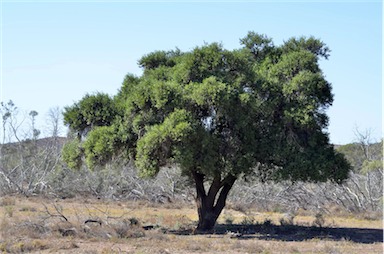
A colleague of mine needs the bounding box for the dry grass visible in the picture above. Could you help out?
[0,195,382,253]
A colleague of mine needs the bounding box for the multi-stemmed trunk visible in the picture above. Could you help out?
[193,171,236,232]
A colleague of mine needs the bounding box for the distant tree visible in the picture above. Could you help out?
[46,106,63,138]
[29,110,40,140]
[337,129,383,174]
[63,32,351,231]
[1,100,21,143]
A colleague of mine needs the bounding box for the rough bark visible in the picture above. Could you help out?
[193,171,236,231]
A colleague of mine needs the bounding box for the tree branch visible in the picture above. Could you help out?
[213,175,236,215]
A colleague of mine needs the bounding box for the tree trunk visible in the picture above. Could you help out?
[193,172,236,232]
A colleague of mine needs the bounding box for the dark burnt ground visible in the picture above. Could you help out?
[167,224,383,244]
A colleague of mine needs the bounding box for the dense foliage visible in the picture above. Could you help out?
[63,32,351,230]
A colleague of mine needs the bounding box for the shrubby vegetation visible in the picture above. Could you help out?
[0,113,381,216]
[0,101,382,217]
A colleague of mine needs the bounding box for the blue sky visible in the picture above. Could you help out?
[1,0,382,144]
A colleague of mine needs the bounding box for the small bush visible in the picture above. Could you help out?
[146,229,170,241]
[240,216,255,225]
[223,213,235,224]
[0,197,16,206]
[313,213,325,227]
[4,206,14,217]
[18,221,51,239]
[7,239,49,253]
[279,213,296,226]
[112,218,145,238]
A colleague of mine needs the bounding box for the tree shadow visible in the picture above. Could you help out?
[220,224,383,244]
[168,224,383,244]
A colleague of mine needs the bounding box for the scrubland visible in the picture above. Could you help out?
[0,195,382,254]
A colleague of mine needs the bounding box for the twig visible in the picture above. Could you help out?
[42,202,69,222]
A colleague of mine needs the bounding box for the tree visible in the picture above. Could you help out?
[63,32,351,231]
[29,110,40,140]
[46,106,64,138]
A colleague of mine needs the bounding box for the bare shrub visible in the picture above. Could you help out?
[16,221,51,239]
[112,218,145,238]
